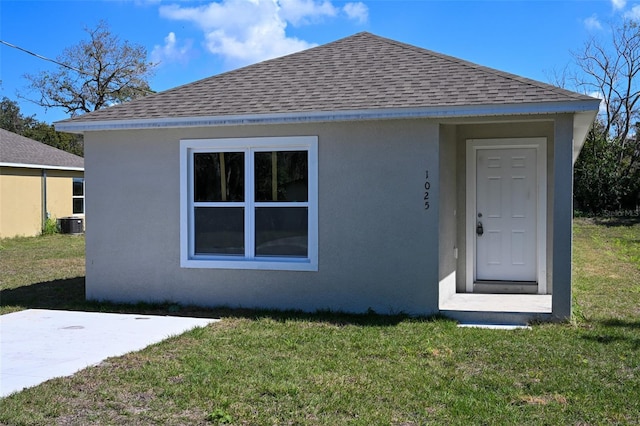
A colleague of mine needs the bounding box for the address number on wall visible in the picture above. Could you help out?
[424,170,431,210]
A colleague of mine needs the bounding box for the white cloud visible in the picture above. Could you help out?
[160,0,313,66]
[612,0,627,10]
[624,4,640,19]
[279,0,338,26]
[151,32,193,65]
[159,0,367,67]
[343,2,368,24]
[584,14,603,30]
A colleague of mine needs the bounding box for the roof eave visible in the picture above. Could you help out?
[54,99,601,134]
[573,108,599,164]
[0,162,84,172]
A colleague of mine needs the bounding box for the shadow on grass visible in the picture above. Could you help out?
[598,318,640,329]
[1,277,86,310]
[591,216,640,227]
[0,278,420,327]
[580,318,640,349]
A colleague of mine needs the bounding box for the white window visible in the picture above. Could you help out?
[72,177,84,215]
[180,136,318,271]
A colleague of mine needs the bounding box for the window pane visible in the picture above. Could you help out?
[254,151,308,202]
[255,207,308,257]
[73,178,84,196]
[195,207,244,255]
[194,152,244,202]
[72,198,84,215]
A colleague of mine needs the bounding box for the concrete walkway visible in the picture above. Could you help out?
[0,309,218,398]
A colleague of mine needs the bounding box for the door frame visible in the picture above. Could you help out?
[465,138,547,294]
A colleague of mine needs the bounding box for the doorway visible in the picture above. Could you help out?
[466,138,547,294]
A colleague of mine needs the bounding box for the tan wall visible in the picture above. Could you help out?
[0,167,42,238]
[0,167,83,238]
[85,119,442,315]
[47,170,82,221]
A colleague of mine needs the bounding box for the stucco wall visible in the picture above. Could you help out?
[0,167,82,238]
[85,119,441,315]
[438,125,457,304]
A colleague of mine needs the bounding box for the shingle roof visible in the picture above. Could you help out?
[57,32,596,126]
[0,129,84,169]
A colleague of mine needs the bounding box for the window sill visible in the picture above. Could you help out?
[180,257,318,271]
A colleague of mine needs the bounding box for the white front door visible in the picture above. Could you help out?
[475,147,538,282]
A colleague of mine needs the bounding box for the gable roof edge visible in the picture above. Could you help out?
[55,99,600,134]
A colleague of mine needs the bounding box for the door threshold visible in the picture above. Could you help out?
[473,281,538,294]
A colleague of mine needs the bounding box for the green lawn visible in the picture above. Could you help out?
[0,234,85,315]
[1,219,639,425]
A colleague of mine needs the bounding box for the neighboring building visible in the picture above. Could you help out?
[56,32,599,323]
[0,129,84,238]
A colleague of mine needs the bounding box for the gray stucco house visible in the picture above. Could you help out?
[56,32,599,323]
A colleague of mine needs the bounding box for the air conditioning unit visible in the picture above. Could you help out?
[58,217,84,235]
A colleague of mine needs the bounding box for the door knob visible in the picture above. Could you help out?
[476,221,484,236]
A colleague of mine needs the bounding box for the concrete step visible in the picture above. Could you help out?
[440,309,553,326]
[439,293,554,325]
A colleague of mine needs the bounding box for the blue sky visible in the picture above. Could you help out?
[0,0,630,124]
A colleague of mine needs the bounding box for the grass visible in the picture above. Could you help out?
[1,219,639,425]
[572,217,640,322]
[0,234,85,315]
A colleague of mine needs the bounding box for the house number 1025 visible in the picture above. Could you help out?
[424,170,431,210]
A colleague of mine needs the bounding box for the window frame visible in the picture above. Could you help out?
[72,177,85,215]
[180,136,318,271]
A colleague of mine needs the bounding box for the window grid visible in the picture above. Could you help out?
[181,136,318,271]
[72,177,84,215]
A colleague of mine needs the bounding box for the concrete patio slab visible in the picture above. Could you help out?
[0,309,218,398]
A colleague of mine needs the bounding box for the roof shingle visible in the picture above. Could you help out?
[0,129,84,169]
[57,32,596,125]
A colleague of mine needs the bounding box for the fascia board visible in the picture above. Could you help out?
[0,162,84,172]
[55,100,601,134]
[572,109,599,164]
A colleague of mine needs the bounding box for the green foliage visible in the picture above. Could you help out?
[573,125,629,213]
[574,125,640,214]
[0,97,84,156]
[0,96,36,134]
[41,217,59,236]
[24,122,84,157]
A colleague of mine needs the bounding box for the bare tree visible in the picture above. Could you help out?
[25,21,155,117]
[574,20,640,143]
[573,20,640,211]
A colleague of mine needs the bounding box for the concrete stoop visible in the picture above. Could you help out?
[439,293,554,326]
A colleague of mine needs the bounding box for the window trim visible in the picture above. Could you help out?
[180,136,318,271]
[72,177,85,215]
